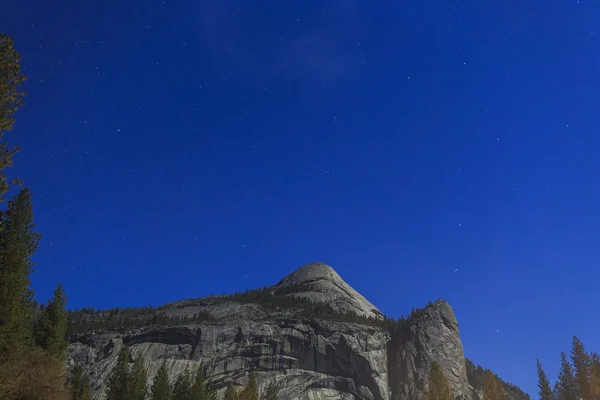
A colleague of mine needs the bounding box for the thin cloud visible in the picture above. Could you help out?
[268,29,353,84]
[189,0,363,86]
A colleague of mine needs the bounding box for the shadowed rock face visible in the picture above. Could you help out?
[66,264,487,400]
[69,320,390,400]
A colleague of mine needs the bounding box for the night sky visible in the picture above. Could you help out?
[4,0,600,396]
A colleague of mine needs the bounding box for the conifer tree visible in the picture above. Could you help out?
[537,359,554,400]
[425,362,453,400]
[0,33,27,201]
[483,370,505,400]
[571,336,591,400]
[262,381,279,400]
[190,366,207,400]
[0,188,40,356]
[171,369,192,400]
[554,381,562,400]
[151,362,172,400]
[129,355,148,400]
[0,35,29,355]
[240,372,259,400]
[224,383,239,400]
[0,33,70,400]
[35,283,68,360]
[555,352,577,400]
[70,364,91,400]
[590,353,600,400]
[106,347,130,400]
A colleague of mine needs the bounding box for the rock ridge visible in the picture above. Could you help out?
[66,262,527,400]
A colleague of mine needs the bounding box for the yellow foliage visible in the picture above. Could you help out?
[425,362,453,400]
[483,370,505,400]
[0,347,69,400]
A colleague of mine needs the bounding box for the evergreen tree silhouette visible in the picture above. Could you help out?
[536,359,554,400]
[555,352,577,400]
[151,362,171,400]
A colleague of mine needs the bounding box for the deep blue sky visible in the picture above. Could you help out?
[4,0,599,396]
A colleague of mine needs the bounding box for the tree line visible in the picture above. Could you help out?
[66,283,393,336]
[424,361,510,400]
[464,359,530,400]
[70,346,281,400]
[67,307,216,335]
[537,336,600,400]
[67,284,450,339]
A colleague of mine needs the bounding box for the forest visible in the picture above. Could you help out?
[424,360,513,400]
[465,359,530,400]
[66,282,406,335]
[535,336,600,400]
[69,347,280,400]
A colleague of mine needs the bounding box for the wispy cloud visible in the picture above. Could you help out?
[268,28,353,84]
[189,0,363,86]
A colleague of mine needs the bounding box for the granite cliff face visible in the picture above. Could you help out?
[67,263,525,400]
[70,319,390,400]
[387,300,470,400]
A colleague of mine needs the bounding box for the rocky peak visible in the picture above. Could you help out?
[387,299,471,400]
[277,262,338,285]
[276,262,383,320]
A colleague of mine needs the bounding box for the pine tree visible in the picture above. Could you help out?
[483,370,505,400]
[0,33,27,201]
[240,372,259,400]
[129,355,148,400]
[590,353,600,400]
[537,359,554,400]
[224,383,239,400]
[171,369,192,400]
[571,336,591,400]
[555,352,577,400]
[190,366,207,400]
[106,347,130,400]
[0,188,40,356]
[554,381,562,400]
[425,362,453,400]
[35,283,68,360]
[262,382,279,400]
[0,36,30,358]
[70,364,91,400]
[151,362,172,400]
[0,33,70,400]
